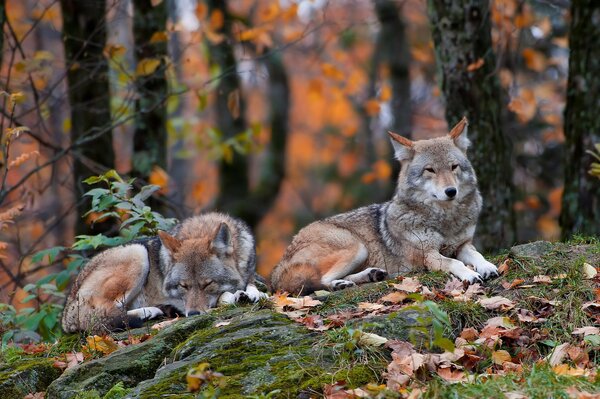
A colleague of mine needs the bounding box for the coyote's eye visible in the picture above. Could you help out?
[452,164,459,171]
[425,167,435,173]
[179,282,189,290]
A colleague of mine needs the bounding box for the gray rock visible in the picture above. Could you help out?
[510,241,553,259]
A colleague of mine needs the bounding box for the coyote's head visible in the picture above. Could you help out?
[388,117,478,203]
[158,223,244,316]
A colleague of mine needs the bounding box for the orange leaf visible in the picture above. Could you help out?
[149,31,168,43]
[522,48,547,72]
[149,166,170,194]
[321,63,344,81]
[363,99,380,116]
[209,9,224,31]
[466,58,484,72]
[380,291,407,304]
[492,349,512,365]
[508,88,537,123]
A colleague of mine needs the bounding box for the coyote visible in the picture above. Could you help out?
[62,213,265,333]
[270,117,498,295]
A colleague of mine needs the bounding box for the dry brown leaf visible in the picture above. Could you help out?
[572,326,600,336]
[477,296,515,311]
[151,317,179,330]
[583,263,598,279]
[358,302,385,311]
[565,387,600,399]
[436,367,466,382]
[516,308,546,324]
[497,259,510,274]
[379,291,407,304]
[547,342,570,366]
[533,275,552,284]
[492,349,512,365]
[392,277,422,293]
[459,327,479,341]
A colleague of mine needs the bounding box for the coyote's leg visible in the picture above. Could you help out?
[343,268,388,284]
[127,307,164,320]
[456,243,498,279]
[320,242,369,291]
[424,250,482,283]
[224,284,269,304]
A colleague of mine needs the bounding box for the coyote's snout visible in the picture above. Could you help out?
[270,117,498,295]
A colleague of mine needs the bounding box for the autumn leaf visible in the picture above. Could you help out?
[149,166,169,194]
[363,99,380,116]
[151,317,179,330]
[186,362,225,392]
[379,291,407,304]
[552,364,587,376]
[477,296,515,311]
[522,48,547,72]
[392,277,422,293]
[436,367,466,383]
[508,88,537,123]
[84,335,119,355]
[321,63,344,81]
[533,275,552,284]
[149,31,168,43]
[358,302,385,311]
[572,326,600,336]
[209,9,224,31]
[547,342,570,366]
[135,58,162,77]
[466,58,485,72]
[491,350,512,365]
[356,331,388,347]
[583,263,597,279]
[497,259,510,274]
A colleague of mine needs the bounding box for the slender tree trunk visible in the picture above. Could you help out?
[428,0,515,250]
[560,0,600,238]
[60,0,114,235]
[207,0,250,216]
[131,0,168,180]
[372,0,411,196]
[0,0,5,69]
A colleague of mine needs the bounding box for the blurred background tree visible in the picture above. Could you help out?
[0,0,597,309]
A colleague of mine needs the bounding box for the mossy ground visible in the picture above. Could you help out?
[2,240,600,398]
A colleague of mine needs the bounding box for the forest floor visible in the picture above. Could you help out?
[2,238,600,398]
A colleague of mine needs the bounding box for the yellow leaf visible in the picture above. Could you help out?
[380,84,392,102]
[136,58,161,77]
[149,31,168,43]
[5,126,30,140]
[491,349,512,365]
[259,3,280,22]
[103,44,126,59]
[364,99,380,116]
[321,63,344,81]
[149,166,169,194]
[34,50,54,61]
[522,48,547,72]
[209,9,224,31]
[85,335,118,355]
[9,92,26,106]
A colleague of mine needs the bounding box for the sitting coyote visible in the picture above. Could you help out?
[62,213,264,333]
[270,117,498,295]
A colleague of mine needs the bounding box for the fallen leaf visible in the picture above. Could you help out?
[516,308,546,323]
[379,291,407,304]
[497,259,510,274]
[547,342,570,366]
[358,302,385,311]
[214,320,231,328]
[436,367,466,382]
[552,364,587,376]
[357,332,388,347]
[477,296,515,311]
[492,350,512,365]
[151,317,179,330]
[572,326,600,336]
[507,278,525,289]
[24,393,45,399]
[84,335,118,355]
[459,327,479,341]
[392,277,422,293]
[533,275,552,284]
[66,352,84,369]
[583,263,597,279]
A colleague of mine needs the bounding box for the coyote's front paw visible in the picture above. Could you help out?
[449,261,483,284]
[365,267,389,282]
[330,279,356,291]
[127,306,164,321]
[474,260,499,279]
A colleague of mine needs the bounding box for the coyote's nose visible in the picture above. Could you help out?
[186,310,202,316]
[445,187,457,198]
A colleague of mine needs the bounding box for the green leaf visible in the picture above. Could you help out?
[31,246,65,264]
[20,294,37,304]
[584,334,600,347]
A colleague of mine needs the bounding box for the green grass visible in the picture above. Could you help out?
[424,364,600,399]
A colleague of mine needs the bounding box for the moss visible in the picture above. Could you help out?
[0,357,63,399]
[439,299,490,337]
[314,282,393,315]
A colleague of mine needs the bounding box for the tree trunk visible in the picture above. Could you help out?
[560,0,600,238]
[132,0,168,180]
[60,0,114,235]
[372,0,412,196]
[428,0,515,250]
[207,0,250,216]
[0,0,5,69]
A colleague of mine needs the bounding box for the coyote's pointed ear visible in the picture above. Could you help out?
[212,222,233,257]
[388,131,414,162]
[448,116,471,152]
[158,231,182,254]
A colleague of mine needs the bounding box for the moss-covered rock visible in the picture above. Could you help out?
[129,309,384,398]
[0,357,63,398]
[46,313,215,399]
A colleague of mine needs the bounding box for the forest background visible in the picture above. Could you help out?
[0,0,598,340]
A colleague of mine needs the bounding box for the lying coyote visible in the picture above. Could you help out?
[270,117,498,295]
